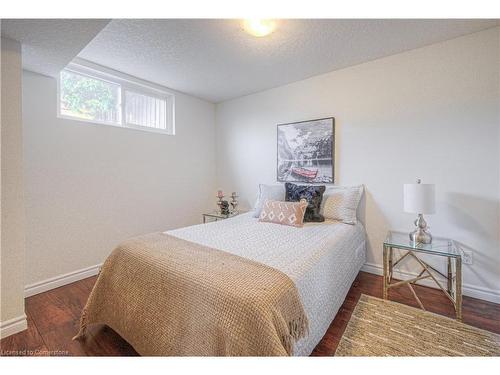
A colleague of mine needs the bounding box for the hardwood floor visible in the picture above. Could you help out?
[1,271,499,356]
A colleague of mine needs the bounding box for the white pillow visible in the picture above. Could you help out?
[321,185,364,224]
[253,184,285,218]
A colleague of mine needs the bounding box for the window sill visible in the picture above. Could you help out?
[56,113,175,136]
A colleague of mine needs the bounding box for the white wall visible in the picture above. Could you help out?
[215,27,500,302]
[23,70,216,285]
[1,37,27,336]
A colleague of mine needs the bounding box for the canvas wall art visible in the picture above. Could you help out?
[277,117,334,183]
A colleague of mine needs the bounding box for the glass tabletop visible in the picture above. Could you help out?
[384,231,460,258]
[203,211,239,219]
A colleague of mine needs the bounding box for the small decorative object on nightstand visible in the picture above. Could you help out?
[206,190,242,223]
[220,201,230,215]
[230,192,239,213]
[383,231,462,321]
[216,190,230,215]
[404,178,435,244]
[216,190,224,210]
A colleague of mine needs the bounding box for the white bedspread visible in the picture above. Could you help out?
[166,212,366,356]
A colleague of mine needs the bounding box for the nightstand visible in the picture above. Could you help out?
[202,211,240,223]
[383,231,463,321]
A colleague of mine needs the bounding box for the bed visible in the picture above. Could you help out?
[168,212,366,356]
[74,212,366,356]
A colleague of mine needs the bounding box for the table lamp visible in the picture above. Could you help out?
[403,179,435,244]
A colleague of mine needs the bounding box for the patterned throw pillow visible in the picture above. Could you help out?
[321,185,364,224]
[258,199,308,227]
[253,184,286,218]
[284,182,326,222]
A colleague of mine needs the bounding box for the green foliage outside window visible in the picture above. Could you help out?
[60,71,118,120]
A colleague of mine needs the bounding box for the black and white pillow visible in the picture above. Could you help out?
[285,182,326,222]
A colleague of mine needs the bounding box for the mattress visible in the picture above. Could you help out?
[167,212,366,356]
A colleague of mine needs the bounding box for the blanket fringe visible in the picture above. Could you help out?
[289,315,309,339]
[282,315,309,355]
[72,308,88,341]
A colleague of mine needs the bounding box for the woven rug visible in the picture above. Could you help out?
[335,294,500,356]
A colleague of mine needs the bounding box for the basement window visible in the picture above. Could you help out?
[58,62,175,135]
[124,90,170,131]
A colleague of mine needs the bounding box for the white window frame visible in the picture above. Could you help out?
[57,59,175,135]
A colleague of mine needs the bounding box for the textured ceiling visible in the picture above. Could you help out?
[1,19,110,76]
[78,19,499,102]
[2,19,499,102]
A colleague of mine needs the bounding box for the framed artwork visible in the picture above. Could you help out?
[277,117,335,183]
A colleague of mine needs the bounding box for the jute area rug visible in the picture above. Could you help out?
[335,294,500,356]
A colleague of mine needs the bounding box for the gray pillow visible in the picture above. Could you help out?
[321,185,364,224]
[253,184,285,218]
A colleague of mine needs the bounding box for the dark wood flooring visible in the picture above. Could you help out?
[1,271,499,356]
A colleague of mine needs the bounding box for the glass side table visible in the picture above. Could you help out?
[383,231,463,321]
[202,211,240,223]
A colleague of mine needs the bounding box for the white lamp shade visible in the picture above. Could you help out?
[403,183,435,214]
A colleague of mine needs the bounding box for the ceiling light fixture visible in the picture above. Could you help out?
[243,19,277,37]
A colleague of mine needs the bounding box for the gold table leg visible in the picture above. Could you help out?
[447,257,452,294]
[389,247,394,282]
[456,257,463,321]
[383,245,389,300]
[407,283,425,310]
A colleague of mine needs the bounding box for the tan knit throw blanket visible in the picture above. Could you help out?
[74,232,308,356]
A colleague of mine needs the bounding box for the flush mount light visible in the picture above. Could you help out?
[243,19,277,37]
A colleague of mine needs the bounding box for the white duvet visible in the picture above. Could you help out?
[166,212,366,356]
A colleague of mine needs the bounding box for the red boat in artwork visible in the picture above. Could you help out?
[291,167,318,180]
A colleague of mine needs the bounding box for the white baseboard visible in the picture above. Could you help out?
[20,260,498,308]
[0,314,28,339]
[0,265,101,338]
[361,262,500,304]
[24,264,102,298]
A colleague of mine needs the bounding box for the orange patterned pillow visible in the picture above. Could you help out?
[258,199,308,227]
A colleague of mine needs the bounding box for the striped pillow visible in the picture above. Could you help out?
[258,199,308,227]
